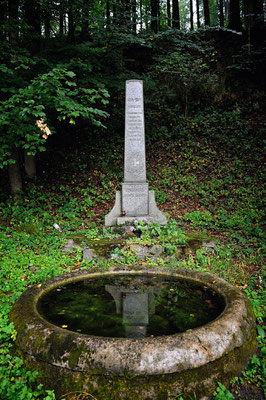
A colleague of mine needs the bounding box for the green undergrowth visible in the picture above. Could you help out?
[0,108,265,399]
[0,213,265,399]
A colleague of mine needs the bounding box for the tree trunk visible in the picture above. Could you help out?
[252,0,264,35]
[244,0,264,45]
[59,0,64,35]
[119,0,130,30]
[219,0,224,27]
[68,2,75,43]
[151,0,158,33]
[113,0,117,25]
[196,0,200,28]
[132,0,137,32]
[44,12,50,39]
[106,0,110,26]
[8,0,19,42]
[0,0,7,39]
[172,0,180,29]
[24,151,36,180]
[224,0,230,20]
[81,1,90,40]
[190,0,194,30]
[227,0,243,31]
[157,0,160,31]
[144,1,149,30]
[8,148,22,195]
[24,0,41,53]
[203,0,210,26]
[244,0,251,53]
[140,0,143,30]
[167,0,171,27]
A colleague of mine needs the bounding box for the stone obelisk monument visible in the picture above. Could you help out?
[105,80,167,227]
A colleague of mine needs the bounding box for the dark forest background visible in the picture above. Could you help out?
[0,0,265,194]
[0,3,265,400]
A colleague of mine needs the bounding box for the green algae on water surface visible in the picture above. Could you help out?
[37,274,225,338]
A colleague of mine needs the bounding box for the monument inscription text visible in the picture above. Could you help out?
[122,80,149,216]
[124,81,146,182]
[105,79,167,226]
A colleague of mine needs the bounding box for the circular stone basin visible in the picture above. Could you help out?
[10,267,257,400]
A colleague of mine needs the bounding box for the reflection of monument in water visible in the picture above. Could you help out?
[105,285,159,338]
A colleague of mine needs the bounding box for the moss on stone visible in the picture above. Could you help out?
[16,223,37,234]
[186,232,211,241]
[70,231,213,259]
[15,326,257,400]
[10,268,257,400]
[33,333,43,349]
[70,235,126,257]
[69,348,83,369]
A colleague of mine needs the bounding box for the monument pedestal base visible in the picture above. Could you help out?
[105,190,167,227]
[104,80,167,229]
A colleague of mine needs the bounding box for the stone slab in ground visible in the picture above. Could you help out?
[62,239,75,253]
[129,244,164,260]
[62,232,216,262]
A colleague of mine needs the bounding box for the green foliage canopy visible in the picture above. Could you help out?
[0,68,109,168]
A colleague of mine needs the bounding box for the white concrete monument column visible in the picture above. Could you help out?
[122,80,149,216]
[105,80,167,227]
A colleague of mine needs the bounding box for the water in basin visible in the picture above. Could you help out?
[37,274,225,338]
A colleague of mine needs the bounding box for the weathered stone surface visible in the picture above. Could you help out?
[116,215,152,226]
[83,247,98,260]
[203,239,216,251]
[124,80,146,183]
[105,191,121,226]
[105,80,167,227]
[123,292,149,324]
[114,190,167,226]
[122,183,149,216]
[122,80,149,216]
[130,244,151,260]
[80,238,126,260]
[11,268,256,398]
[71,236,214,263]
[129,244,164,260]
[148,190,167,225]
[62,239,74,253]
[150,245,165,258]
[17,336,257,400]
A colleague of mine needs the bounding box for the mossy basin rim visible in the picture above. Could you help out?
[10,266,257,399]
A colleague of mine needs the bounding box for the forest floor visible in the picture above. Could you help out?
[0,118,265,400]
